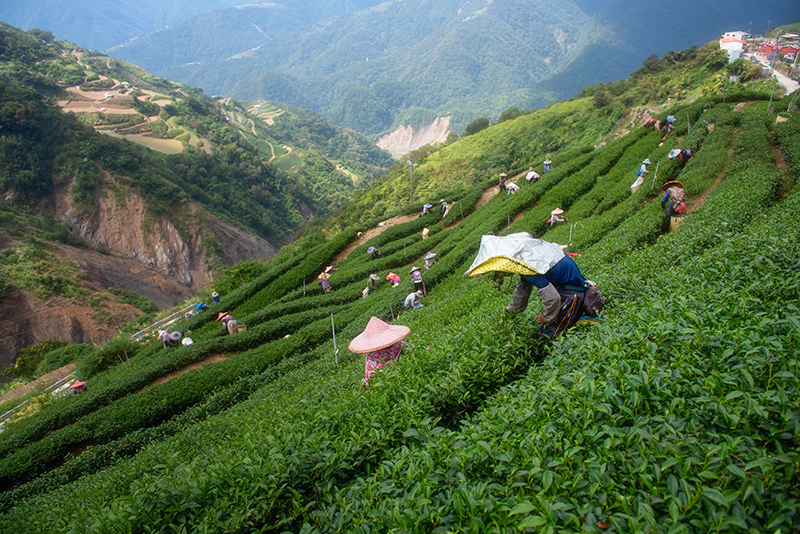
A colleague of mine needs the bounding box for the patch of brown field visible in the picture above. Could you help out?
[142,353,229,390]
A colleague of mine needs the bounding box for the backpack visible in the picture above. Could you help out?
[582,285,606,317]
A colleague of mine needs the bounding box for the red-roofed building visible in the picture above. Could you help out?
[759,42,777,55]
[778,44,799,59]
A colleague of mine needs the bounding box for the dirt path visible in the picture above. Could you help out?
[476,185,498,209]
[689,128,738,213]
[140,354,229,391]
[331,214,417,264]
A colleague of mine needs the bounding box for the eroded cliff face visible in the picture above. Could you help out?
[53,171,277,291]
[0,170,279,370]
[377,117,451,156]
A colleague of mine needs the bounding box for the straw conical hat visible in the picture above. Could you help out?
[217,312,229,321]
[369,274,380,281]
[551,208,564,216]
[660,180,684,192]
[348,317,410,354]
[409,266,420,274]
[169,331,182,341]
[425,252,436,260]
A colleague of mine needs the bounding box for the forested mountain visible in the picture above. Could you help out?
[0,34,798,532]
[120,0,594,135]
[94,0,800,135]
[0,23,392,364]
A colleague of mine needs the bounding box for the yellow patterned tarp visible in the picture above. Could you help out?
[465,232,565,278]
[466,256,542,277]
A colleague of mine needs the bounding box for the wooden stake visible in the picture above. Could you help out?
[331,313,339,368]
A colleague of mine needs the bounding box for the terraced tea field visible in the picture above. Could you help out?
[1,95,798,533]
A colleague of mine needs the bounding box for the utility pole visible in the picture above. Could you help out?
[407,155,418,204]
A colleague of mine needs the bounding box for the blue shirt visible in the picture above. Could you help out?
[521,254,585,289]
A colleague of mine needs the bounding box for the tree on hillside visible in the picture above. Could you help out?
[498,107,523,123]
[462,117,490,137]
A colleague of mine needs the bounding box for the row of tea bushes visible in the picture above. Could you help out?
[0,228,356,457]
[545,107,733,252]
[305,191,800,531]
[0,277,555,532]
[514,128,648,237]
[0,339,335,510]
[227,228,358,318]
[774,112,800,185]
[0,300,370,489]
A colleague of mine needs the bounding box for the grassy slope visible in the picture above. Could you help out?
[0,67,798,532]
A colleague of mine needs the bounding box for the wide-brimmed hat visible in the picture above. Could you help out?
[415,290,424,298]
[70,381,87,389]
[643,158,651,165]
[409,266,420,274]
[211,291,219,297]
[181,337,193,346]
[369,274,381,281]
[499,172,507,177]
[425,252,436,260]
[318,272,331,281]
[324,265,335,273]
[543,159,552,164]
[423,203,433,209]
[216,312,229,321]
[551,208,564,215]
[169,331,182,341]
[348,316,410,354]
[660,180,684,192]
[439,199,447,203]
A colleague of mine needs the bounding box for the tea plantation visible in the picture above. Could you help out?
[0,95,798,533]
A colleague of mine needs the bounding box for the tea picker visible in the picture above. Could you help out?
[465,232,604,338]
[424,252,437,270]
[409,265,426,296]
[349,317,410,387]
[660,180,686,233]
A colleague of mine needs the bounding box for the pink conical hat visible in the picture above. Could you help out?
[348,317,410,354]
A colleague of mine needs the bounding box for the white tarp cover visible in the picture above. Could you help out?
[464,232,565,277]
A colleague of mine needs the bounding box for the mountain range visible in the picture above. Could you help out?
[3,0,797,136]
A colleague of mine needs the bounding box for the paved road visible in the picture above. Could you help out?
[749,53,799,95]
[772,68,799,95]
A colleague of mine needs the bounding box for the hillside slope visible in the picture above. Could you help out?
[0,24,391,364]
[0,42,797,531]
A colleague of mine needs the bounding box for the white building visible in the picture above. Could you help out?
[720,38,746,51]
[720,37,746,62]
[722,31,749,41]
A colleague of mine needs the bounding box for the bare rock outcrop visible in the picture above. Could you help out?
[377,117,451,156]
[53,171,277,291]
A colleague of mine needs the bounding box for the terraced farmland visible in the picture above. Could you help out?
[1,93,798,533]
